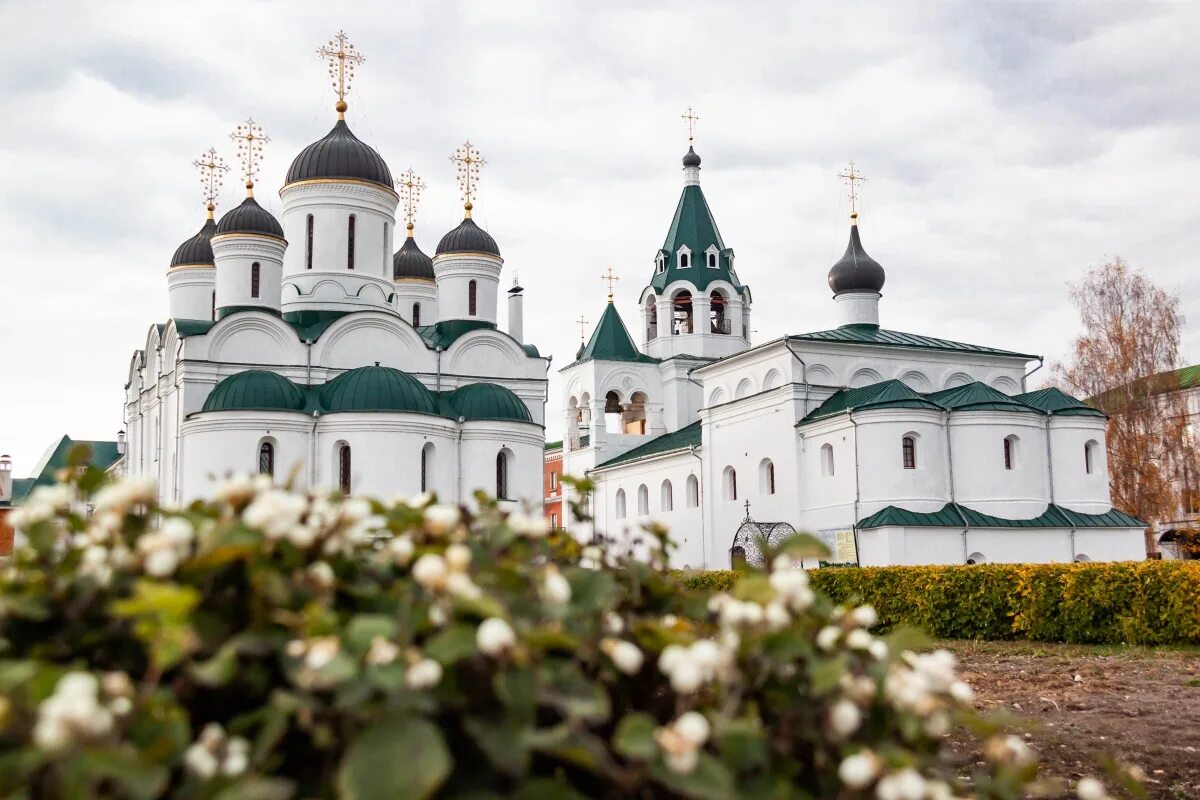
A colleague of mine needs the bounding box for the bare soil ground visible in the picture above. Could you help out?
[944,641,1200,799]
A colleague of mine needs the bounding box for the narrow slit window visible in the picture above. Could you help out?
[412,303,421,327]
[339,445,351,493]
[347,215,356,270]
[250,262,260,298]
[468,280,478,316]
[305,214,314,269]
[902,436,916,469]
[258,442,274,476]
[496,450,508,499]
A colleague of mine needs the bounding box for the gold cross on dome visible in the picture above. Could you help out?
[601,267,620,302]
[576,315,588,343]
[838,159,866,218]
[318,31,365,117]
[230,118,269,196]
[450,140,486,217]
[193,146,230,218]
[681,106,700,144]
[395,168,426,234]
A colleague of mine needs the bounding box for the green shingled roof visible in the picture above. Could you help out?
[202,370,307,412]
[925,382,1040,413]
[648,182,747,296]
[858,502,1144,530]
[788,324,1037,359]
[803,380,943,422]
[444,382,533,423]
[7,437,122,506]
[1013,387,1106,417]
[318,366,439,415]
[567,302,659,368]
[595,421,702,469]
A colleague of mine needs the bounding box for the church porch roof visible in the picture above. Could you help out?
[788,325,1038,360]
[858,502,1145,530]
[594,421,702,470]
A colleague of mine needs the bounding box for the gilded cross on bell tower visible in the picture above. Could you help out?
[682,106,700,144]
[230,118,269,197]
[395,168,426,238]
[838,160,866,221]
[318,31,365,119]
[192,147,229,220]
[450,140,486,218]
[601,267,620,303]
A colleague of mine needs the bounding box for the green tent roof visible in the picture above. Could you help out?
[202,370,307,412]
[1013,387,1106,418]
[595,421,702,469]
[7,437,122,506]
[648,182,747,296]
[567,302,659,368]
[803,379,943,422]
[858,502,1145,530]
[444,383,533,423]
[925,382,1040,413]
[788,324,1037,359]
[318,366,438,415]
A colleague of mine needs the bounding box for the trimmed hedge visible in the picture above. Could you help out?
[678,561,1200,645]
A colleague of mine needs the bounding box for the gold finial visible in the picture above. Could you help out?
[601,267,620,302]
[838,159,866,222]
[576,314,589,343]
[193,146,229,220]
[318,31,364,119]
[682,106,700,145]
[450,140,486,218]
[395,168,426,237]
[230,118,269,197]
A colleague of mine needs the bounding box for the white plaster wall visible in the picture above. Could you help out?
[394,280,438,325]
[166,267,215,321]
[433,253,503,324]
[315,414,458,499]
[856,526,1146,565]
[854,410,950,514]
[1049,417,1111,512]
[279,181,398,315]
[212,234,285,316]
[949,413,1049,517]
[179,413,313,501]
[796,418,859,534]
[459,421,545,509]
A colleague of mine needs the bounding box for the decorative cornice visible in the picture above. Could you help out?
[280,177,399,200]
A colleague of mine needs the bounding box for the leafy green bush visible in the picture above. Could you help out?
[0,459,1046,799]
[680,561,1200,645]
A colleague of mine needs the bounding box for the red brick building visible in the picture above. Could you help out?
[544,441,564,530]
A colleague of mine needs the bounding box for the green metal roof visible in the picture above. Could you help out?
[443,383,533,423]
[648,183,747,296]
[803,379,943,422]
[545,440,563,452]
[202,370,307,413]
[788,324,1038,359]
[8,437,122,506]
[858,502,1145,530]
[595,421,702,469]
[925,382,1040,413]
[1013,387,1106,418]
[416,319,496,350]
[566,302,659,368]
[318,366,438,415]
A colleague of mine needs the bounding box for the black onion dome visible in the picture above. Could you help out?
[436,217,500,256]
[170,217,217,267]
[393,235,434,281]
[216,197,284,239]
[682,146,702,168]
[827,221,885,295]
[286,120,393,189]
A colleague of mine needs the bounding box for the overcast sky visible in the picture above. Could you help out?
[2,1,1198,474]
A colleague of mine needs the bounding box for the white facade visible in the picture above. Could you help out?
[560,148,1145,569]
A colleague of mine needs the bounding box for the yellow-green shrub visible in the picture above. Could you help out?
[678,562,1200,645]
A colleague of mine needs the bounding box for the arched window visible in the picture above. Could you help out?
[305,214,314,269]
[412,303,421,327]
[637,484,649,516]
[710,290,727,334]
[1003,435,1018,470]
[655,253,666,274]
[661,479,674,511]
[760,458,776,494]
[646,296,658,340]
[707,251,718,268]
[250,262,261,298]
[383,222,390,266]
[902,435,916,469]
[672,290,693,335]
[686,474,700,508]
[615,489,627,519]
[211,291,215,320]
[338,444,351,494]
[821,443,835,477]
[468,280,478,316]
[421,442,435,493]
[496,450,509,499]
[347,214,356,270]
[679,251,690,268]
[723,466,737,501]
[258,441,274,476]
[1084,439,1099,474]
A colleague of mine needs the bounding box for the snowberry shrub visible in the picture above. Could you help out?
[0,457,1041,799]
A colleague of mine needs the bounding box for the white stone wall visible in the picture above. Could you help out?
[212,234,285,316]
[166,266,215,321]
[433,252,504,324]
[858,525,1145,565]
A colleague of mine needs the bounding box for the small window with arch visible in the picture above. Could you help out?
[250,262,261,298]
[338,444,352,494]
[496,450,509,499]
[1084,439,1099,475]
[902,435,916,469]
[468,280,478,316]
[347,214,356,270]
[305,214,314,269]
[258,441,274,476]
[412,302,421,327]
[707,250,718,268]
[1003,435,1018,470]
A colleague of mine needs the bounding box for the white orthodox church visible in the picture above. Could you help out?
[120,35,548,507]
[560,144,1147,568]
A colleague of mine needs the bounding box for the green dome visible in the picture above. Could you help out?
[203,370,306,412]
[446,383,533,422]
[319,366,436,414]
